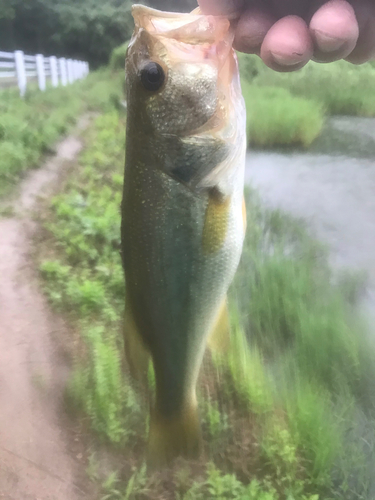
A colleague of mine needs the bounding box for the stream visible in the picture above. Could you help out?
[245,116,375,323]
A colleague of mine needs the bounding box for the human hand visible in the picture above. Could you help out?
[197,0,375,71]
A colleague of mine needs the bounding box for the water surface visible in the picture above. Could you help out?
[245,116,375,318]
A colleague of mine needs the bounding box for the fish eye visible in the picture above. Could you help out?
[140,62,165,92]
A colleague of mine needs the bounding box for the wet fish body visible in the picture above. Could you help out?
[122,5,246,463]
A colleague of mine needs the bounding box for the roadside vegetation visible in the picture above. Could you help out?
[238,54,375,148]
[38,107,375,500]
[0,70,123,199]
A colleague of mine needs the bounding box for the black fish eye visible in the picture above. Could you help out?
[140,62,165,91]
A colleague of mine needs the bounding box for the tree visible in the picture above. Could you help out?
[0,0,198,67]
[0,0,133,67]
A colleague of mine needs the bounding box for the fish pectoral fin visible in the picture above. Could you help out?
[207,298,231,354]
[161,135,227,188]
[148,395,202,467]
[124,305,150,386]
[202,188,231,255]
[242,196,247,232]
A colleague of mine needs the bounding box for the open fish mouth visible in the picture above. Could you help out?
[129,4,243,137]
[131,4,238,92]
[131,4,231,46]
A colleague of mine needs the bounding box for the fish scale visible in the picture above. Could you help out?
[121,4,246,465]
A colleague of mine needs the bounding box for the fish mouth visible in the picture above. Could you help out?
[130,4,241,133]
[131,4,234,69]
[131,4,231,45]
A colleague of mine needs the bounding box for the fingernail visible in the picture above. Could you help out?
[271,51,305,66]
[313,30,346,52]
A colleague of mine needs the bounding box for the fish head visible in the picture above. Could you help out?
[126,5,242,138]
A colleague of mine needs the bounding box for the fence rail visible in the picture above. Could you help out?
[0,50,89,96]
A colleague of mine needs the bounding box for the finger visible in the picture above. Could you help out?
[233,8,276,53]
[197,0,244,16]
[310,0,359,62]
[345,0,375,64]
[260,16,313,72]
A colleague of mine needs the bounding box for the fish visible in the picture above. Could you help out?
[121,4,247,465]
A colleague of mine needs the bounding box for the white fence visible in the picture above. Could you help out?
[0,50,89,96]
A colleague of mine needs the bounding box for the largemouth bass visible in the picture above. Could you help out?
[121,4,246,464]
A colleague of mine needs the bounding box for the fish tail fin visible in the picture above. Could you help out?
[148,395,202,467]
[124,304,150,386]
[207,298,231,354]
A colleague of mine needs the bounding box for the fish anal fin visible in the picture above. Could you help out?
[148,395,202,467]
[207,298,231,353]
[202,189,231,255]
[124,305,150,386]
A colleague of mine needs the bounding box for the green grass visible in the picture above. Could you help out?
[39,113,139,446]
[232,193,372,402]
[0,69,124,199]
[241,83,324,148]
[229,190,375,497]
[38,109,375,499]
[251,57,375,117]
[237,53,375,148]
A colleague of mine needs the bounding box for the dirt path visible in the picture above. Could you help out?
[0,116,94,500]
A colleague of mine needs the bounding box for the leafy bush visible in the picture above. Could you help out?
[242,83,324,148]
[0,70,124,198]
[109,42,129,72]
[237,53,375,148]
[239,53,375,118]
[255,59,375,117]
